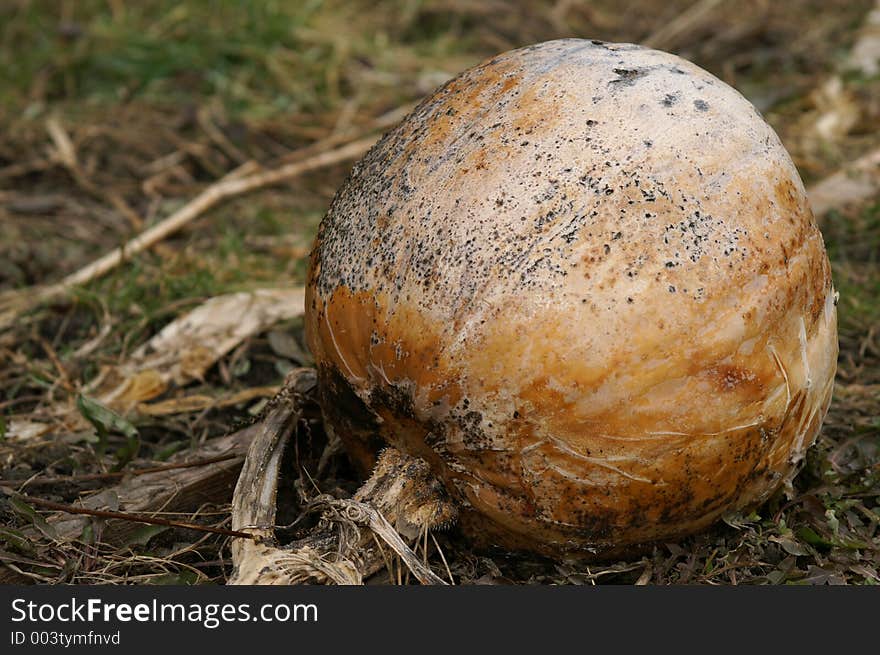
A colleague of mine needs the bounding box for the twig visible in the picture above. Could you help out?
[35,334,74,393]
[642,0,726,50]
[430,532,455,585]
[0,135,378,332]
[197,107,250,165]
[45,116,78,169]
[0,453,240,488]
[0,158,51,180]
[275,103,412,165]
[46,116,144,230]
[53,141,367,292]
[4,491,257,540]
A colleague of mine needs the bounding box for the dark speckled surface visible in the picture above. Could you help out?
[305,39,838,557]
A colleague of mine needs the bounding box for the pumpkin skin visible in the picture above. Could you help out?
[304,39,838,557]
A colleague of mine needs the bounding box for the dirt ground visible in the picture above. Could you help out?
[0,0,878,585]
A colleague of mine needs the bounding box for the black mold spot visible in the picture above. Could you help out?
[609,68,646,85]
[694,99,709,112]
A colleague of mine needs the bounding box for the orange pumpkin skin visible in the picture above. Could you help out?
[305,39,838,557]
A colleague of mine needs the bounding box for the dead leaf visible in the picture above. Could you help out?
[113,369,167,405]
[796,566,847,585]
[267,329,312,364]
[127,287,305,387]
[137,386,280,417]
[807,146,880,217]
[769,534,812,556]
[4,419,52,442]
[810,77,860,144]
[178,345,218,382]
[3,288,305,439]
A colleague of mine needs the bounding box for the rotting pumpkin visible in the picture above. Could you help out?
[303,39,838,559]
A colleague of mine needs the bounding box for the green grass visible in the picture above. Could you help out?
[2,2,322,112]
[0,0,480,123]
[64,202,319,362]
[825,202,880,337]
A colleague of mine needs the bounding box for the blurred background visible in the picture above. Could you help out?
[0,0,878,585]
[2,0,879,292]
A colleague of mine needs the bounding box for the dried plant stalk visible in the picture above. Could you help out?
[0,137,376,332]
[230,369,455,585]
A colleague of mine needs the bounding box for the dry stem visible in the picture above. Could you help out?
[230,369,455,585]
[0,135,378,332]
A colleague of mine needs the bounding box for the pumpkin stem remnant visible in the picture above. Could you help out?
[230,368,455,585]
